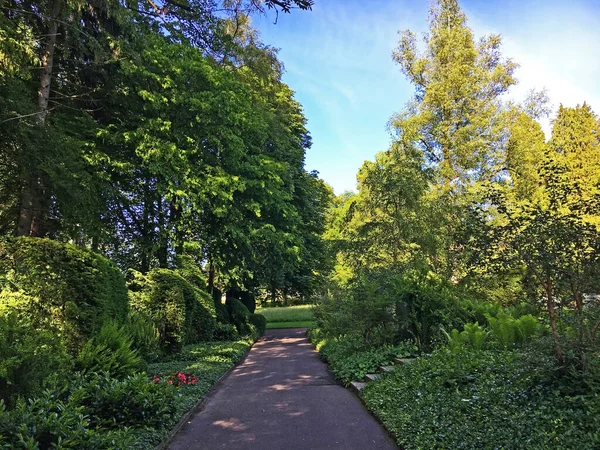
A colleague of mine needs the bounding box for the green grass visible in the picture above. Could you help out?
[256,305,314,323]
[266,320,316,329]
[132,337,255,449]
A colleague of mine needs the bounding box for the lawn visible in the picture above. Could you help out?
[256,305,315,329]
[266,320,316,329]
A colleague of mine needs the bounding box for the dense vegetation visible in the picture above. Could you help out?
[312,0,600,448]
[0,0,325,447]
[2,0,600,448]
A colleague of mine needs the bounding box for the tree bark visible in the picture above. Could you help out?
[208,259,215,295]
[16,0,61,237]
[157,197,168,268]
[544,278,563,364]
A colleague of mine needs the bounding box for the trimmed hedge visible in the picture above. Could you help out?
[129,269,216,353]
[0,237,128,351]
[249,313,267,335]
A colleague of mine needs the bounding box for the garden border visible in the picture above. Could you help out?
[306,330,401,449]
[155,336,259,450]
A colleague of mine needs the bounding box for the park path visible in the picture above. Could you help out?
[167,328,398,450]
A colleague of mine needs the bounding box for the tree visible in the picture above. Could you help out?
[391,0,516,189]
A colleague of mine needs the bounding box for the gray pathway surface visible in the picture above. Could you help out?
[168,328,398,450]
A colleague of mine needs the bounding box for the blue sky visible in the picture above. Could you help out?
[253,0,600,194]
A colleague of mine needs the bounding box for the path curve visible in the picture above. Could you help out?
[167,328,397,450]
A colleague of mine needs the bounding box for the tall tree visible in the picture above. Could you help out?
[392,0,516,189]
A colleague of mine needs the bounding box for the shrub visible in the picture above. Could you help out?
[174,254,207,291]
[64,372,176,430]
[240,291,256,313]
[443,322,489,351]
[129,269,216,353]
[212,323,238,341]
[226,298,254,336]
[0,311,70,407]
[214,301,231,324]
[75,322,145,379]
[0,393,135,449]
[249,313,267,335]
[487,313,541,347]
[0,237,129,352]
[315,270,466,351]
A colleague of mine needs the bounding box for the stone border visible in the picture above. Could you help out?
[155,337,260,450]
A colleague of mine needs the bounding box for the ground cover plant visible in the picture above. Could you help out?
[361,348,600,449]
[309,328,417,385]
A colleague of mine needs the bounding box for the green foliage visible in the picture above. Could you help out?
[75,322,145,379]
[249,313,267,335]
[126,310,161,362]
[316,270,468,351]
[0,393,135,450]
[257,305,314,323]
[129,269,216,353]
[310,330,417,385]
[486,313,541,348]
[226,298,254,335]
[214,301,232,324]
[0,312,69,408]
[443,323,489,351]
[212,323,239,341]
[62,372,176,430]
[362,348,600,449]
[0,238,129,351]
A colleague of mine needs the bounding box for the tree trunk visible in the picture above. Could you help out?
[170,197,183,257]
[141,180,152,273]
[157,197,168,268]
[16,0,61,237]
[208,259,215,295]
[544,278,563,364]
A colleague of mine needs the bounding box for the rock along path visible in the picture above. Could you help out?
[167,328,398,450]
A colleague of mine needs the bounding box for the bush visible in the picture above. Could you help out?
[129,269,216,353]
[0,311,70,407]
[226,298,251,333]
[0,393,135,449]
[315,270,466,351]
[212,323,238,341]
[240,291,256,313]
[249,313,266,336]
[75,322,145,379]
[63,372,176,430]
[214,301,231,324]
[0,237,129,352]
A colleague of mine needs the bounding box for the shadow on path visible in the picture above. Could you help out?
[168,328,398,450]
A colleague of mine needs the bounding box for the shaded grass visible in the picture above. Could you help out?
[257,305,314,323]
[132,337,255,449]
[266,320,316,329]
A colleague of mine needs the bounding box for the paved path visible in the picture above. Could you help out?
[168,328,398,450]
